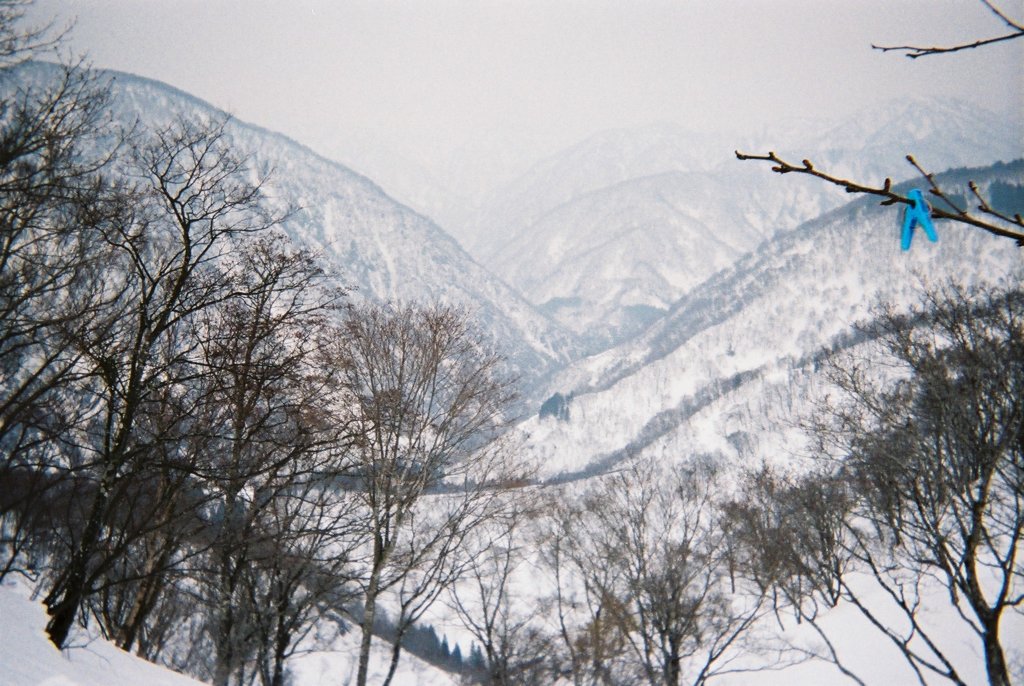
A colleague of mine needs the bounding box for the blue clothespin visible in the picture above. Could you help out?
[901,189,938,251]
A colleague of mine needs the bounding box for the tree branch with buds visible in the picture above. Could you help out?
[871,0,1024,58]
[737,1,1024,247]
[734,151,1024,245]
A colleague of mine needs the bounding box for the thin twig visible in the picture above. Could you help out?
[980,0,1024,31]
[872,30,1024,58]
[734,151,1024,245]
[904,155,967,216]
[734,151,906,205]
[871,0,1024,58]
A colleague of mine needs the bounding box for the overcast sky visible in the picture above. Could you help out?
[28,0,1024,170]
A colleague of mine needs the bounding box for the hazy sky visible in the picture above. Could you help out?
[28,0,1024,170]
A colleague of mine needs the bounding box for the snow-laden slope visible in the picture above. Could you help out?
[0,582,459,686]
[9,61,578,395]
[318,136,475,241]
[522,162,1024,479]
[469,98,1020,352]
[0,582,207,686]
[489,166,838,348]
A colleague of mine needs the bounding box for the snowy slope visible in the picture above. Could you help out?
[0,582,459,686]
[320,137,474,238]
[469,98,1020,352]
[522,162,1024,479]
[488,166,836,348]
[0,582,207,686]
[9,61,578,396]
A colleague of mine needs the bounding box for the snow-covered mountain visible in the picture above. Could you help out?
[12,62,579,396]
[317,135,475,237]
[520,162,1024,480]
[467,99,1021,349]
[487,166,838,348]
[462,123,735,260]
[787,95,1021,181]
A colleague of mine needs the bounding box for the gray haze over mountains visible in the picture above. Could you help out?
[62,60,1021,436]
[29,0,1023,187]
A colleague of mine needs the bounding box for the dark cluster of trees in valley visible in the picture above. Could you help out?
[2,2,1022,686]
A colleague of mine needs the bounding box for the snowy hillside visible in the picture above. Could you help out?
[0,582,208,686]
[488,166,840,348]
[465,98,1021,350]
[320,136,474,239]
[0,582,459,686]
[493,171,750,346]
[522,162,1024,480]
[9,61,578,397]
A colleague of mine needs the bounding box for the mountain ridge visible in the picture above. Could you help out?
[11,61,580,397]
[521,160,1024,479]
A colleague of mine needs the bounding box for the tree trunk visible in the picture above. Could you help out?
[44,473,113,648]
[382,632,403,686]
[666,647,681,686]
[356,568,381,686]
[213,537,243,686]
[269,600,291,686]
[982,622,1010,686]
[117,543,173,652]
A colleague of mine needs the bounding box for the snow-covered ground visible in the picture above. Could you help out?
[1,581,206,686]
[0,581,458,686]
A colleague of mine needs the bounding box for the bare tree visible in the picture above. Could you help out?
[541,495,632,686]
[447,497,553,686]
[189,235,358,686]
[736,0,1024,245]
[0,4,127,581]
[40,115,280,650]
[75,228,357,686]
[0,1,62,66]
[540,459,767,686]
[92,409,211,656]
[727,281,1023,686]
[242,467,364,686]
[337,302,520,686]
[722,466,866,684]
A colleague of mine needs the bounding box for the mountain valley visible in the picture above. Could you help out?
[3,56,1023,686]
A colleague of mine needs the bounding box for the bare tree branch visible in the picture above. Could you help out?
[871,0,1024,58]
[734,151,1024,245]
[871,29,1023,58]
